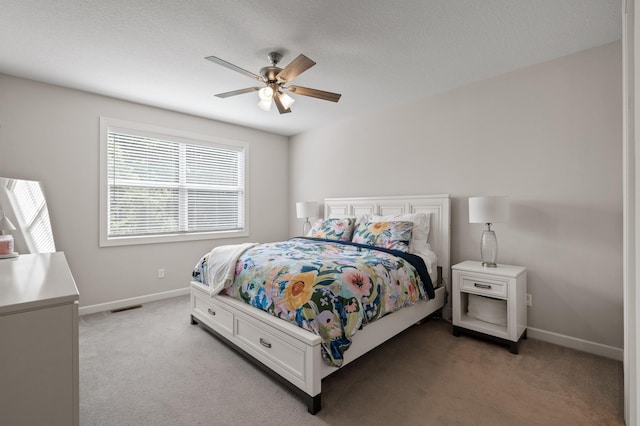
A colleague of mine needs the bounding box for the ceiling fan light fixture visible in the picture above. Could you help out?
[258,99,272,111]
[207,52,342,114]
[258,86,274,102]
[278,92,295,110]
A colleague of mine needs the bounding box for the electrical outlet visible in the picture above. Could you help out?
[526,293,532,307]
[158,268,165,279]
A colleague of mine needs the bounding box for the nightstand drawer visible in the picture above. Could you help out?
[460,275,507,298]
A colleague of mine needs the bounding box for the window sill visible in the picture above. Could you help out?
[99,229,249,247]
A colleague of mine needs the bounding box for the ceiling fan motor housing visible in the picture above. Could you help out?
[260,52,285,82]
[260,66,283,82]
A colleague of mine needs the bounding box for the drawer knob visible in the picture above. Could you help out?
[207,308,216,316]
[259,338,272,349]
[474,283,491,290]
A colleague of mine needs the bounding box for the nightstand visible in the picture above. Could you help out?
[452,261,527,354]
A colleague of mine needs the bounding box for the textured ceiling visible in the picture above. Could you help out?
[0,0,621,136]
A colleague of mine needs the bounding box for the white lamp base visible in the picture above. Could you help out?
[302,219,311,236]
[480,228,498,267]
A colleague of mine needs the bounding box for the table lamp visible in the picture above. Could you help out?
[296,201,318,235]
[469,196,509,267]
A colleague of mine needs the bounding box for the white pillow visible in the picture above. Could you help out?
[413,243,438,283]
[369,211,430,253]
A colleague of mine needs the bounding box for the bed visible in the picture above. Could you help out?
[190,194,451,414]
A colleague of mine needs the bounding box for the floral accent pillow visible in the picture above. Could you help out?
[370,211,430,254]
[308,218,356,241]
[351,220,414,252]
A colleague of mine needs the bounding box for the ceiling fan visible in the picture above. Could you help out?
[205,51,342,114]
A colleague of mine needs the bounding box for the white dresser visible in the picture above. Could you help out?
[0,252,79,425]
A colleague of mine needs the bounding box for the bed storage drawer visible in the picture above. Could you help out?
[192,292,234,337]
[235,316,306,380]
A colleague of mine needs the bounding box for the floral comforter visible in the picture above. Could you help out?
[192,237,433,367]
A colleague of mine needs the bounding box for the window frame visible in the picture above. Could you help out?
[99,117,249,247]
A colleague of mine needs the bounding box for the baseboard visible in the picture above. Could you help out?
[78,290,624,362]
[527,327,623,361]
[79,287,190,316]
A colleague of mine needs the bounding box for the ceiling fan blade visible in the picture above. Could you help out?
[276,54,316,83]
[273,93,292,114]
[215,87,261,98]
[205,56,264,81]
[287,86,342,103]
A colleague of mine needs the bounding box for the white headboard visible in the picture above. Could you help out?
[324,194,451,286]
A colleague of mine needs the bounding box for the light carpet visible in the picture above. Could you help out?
[79,295,623,425]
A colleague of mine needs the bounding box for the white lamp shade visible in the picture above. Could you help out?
[258,86,274,101]
[278,92,295,110]
[296,201,318,219]
[469,196,509,224]
[258,99,272,111]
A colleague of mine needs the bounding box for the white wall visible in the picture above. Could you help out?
[0,74,289,308]
[290,42,623,351]
[0,42,624,353]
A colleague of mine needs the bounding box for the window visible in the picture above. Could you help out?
[100,118,248,246]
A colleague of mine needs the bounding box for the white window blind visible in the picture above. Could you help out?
[102,120,246,244]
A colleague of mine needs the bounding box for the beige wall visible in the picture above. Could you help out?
[0,75,290,307]
[290,42,623,349]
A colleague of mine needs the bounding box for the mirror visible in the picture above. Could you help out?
[0,177,56,254]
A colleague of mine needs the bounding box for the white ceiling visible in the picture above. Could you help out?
[0,0,621,137]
